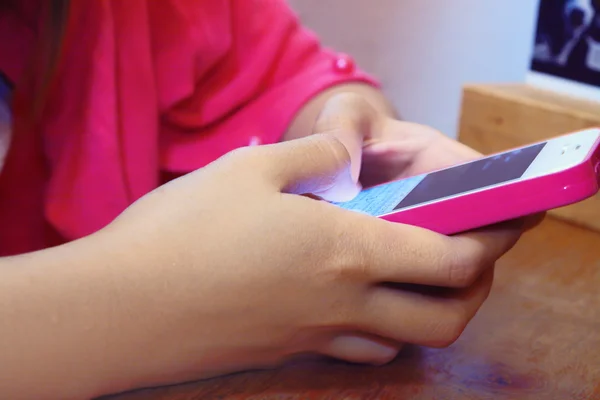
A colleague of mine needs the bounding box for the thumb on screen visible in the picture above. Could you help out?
[265,134,362,202]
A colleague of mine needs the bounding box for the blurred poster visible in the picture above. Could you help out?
[527,0,600,101]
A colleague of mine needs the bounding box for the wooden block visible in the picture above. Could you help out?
[458,83,600,232]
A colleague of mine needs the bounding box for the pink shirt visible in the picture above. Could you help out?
[0,0,377,256]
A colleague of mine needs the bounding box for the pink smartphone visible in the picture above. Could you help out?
[334,128,600,234]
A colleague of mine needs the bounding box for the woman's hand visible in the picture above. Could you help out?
[103,134,520,389]
[311,92,482,190]
[310,92,545,228]
[0,134,520,399]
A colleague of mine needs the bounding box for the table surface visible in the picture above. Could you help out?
[108,217,600,400]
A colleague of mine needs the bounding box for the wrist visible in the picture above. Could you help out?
[0,236,127,399]
[72,229,207,395]
[86,226,255,394]
[0,231,193,398]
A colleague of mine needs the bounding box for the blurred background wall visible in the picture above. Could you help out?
[288,0,539,138]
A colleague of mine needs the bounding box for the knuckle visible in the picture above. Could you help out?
[216,148,260,176]
[328,236,369,284]
[318,217,372,284]
[325,297,363,328]
[314,94,373,134]
[311,133,351,164]
[425,306,470,347]
[217,145,274,183]
[445,254,480,287]
[442,241,486,287]
[201,146,265,185]
[313,111,361,137]
[221,145,262,164]
[309,220,349,278]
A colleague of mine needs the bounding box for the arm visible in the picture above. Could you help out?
[0,235,173,399]
[0,122,524,400]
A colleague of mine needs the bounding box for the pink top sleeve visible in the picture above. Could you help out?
[155,0,379,172]
[0,0,379,255]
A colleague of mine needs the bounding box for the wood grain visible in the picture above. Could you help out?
[458,83,600,232]
[106,217,600,400]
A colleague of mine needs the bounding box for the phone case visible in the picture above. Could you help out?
[382,131,600,235]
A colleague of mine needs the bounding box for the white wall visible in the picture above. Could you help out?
[289,0,539,138]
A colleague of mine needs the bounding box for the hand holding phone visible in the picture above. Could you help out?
[335,128,600,234]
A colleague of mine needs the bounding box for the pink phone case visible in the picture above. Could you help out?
[382,131,600,235]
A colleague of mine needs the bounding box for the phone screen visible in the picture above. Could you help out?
[335,142,547,216]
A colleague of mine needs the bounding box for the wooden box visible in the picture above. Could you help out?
[458,84,600,232]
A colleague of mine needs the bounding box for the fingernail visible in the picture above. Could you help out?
[315,170,362,202]
[328,335,398,364]
[316,183,361,203]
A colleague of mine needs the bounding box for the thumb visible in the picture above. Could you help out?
[265,134,361,202]
[313,93,379,184]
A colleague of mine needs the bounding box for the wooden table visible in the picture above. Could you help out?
[458,83,600,232]
[109,217,600,399]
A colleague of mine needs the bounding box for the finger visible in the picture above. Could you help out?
[359,268,494,347]
[365,133,481,169]
[313,93,379,183]
[259,134,361,202]
[386,120,483,160]
[336,209,519,288]
[360,122,483,185]
[449,218,524,263]
[320,335,401,365]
